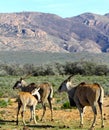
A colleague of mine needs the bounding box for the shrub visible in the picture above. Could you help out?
[0,100,8,108]
[61,101,72,109]
[0,98,11,107]
[0,92,3,97]
[1,61,109,76]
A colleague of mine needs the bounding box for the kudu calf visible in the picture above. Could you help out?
[13,78,53,121]
[58,75,104,130]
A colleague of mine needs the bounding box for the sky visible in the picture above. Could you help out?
[0,0,109,18]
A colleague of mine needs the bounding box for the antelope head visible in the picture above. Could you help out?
[58,75,74,92]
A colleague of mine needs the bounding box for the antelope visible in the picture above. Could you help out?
[13,77,54,121]
[17,88,40,125]
[58,75,104,130]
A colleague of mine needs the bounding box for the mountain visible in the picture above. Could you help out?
[0,12,109,53]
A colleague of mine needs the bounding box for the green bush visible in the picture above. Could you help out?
[1,61,109,76]
[0,92,3,97]
[0,98,11,107]
[61,101,72,109]
[0,100,8,108]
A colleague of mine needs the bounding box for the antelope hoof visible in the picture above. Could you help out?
[51,119,54,121]
[40,119,44,122]
[79,124,83,128]
[101,125,104,128]
[40,119,42,121]
[29,118,32,122]
[16,121,18,125]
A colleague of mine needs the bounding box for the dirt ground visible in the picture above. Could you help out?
[0,97,109,130]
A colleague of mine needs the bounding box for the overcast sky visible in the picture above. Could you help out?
[0,0,109,18]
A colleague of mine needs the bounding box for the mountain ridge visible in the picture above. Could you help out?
[0,12,109,53]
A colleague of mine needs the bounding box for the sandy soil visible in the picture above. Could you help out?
[0,97,109,130]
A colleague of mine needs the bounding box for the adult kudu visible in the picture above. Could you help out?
[13,78,53,122]
[58,75,104,130]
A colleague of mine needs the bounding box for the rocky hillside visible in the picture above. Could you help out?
[0,12,109,53]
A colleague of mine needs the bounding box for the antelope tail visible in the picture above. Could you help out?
[49,87,53,99]
[99,86,104,104]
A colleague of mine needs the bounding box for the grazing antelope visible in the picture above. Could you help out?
[58,75,104,130]
[13,78,54,121]
[17,88,40,125]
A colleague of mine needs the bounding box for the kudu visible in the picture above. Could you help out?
[58,75,104,130]
[13,77,53,121]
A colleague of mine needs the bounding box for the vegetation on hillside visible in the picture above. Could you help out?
[1,51,109,65]
[1,51,109,76]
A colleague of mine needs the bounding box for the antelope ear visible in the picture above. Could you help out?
[20,77,23,81]
[37,87,40,91]
[68,75,73,81]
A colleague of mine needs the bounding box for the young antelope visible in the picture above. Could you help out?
[17,88,40,125]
